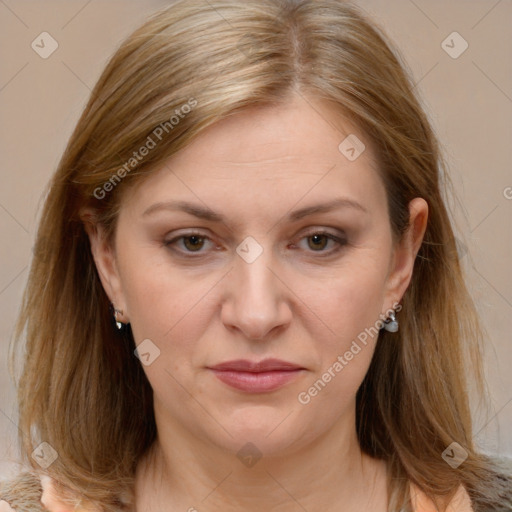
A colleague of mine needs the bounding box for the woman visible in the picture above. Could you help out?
[1,0,510,511]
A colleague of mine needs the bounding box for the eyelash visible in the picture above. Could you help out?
[163,229,347,257]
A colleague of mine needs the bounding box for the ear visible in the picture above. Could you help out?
[383,197,428,310]
[80,208,129,323]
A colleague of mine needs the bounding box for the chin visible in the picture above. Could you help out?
[206,411,315,459]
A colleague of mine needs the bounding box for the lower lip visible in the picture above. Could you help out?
[209,369,304,393]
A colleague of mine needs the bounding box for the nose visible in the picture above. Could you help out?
[220,247,292,341]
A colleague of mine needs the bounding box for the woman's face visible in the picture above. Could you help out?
[89,94,425,457]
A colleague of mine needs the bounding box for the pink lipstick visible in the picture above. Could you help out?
[208,358,305,393]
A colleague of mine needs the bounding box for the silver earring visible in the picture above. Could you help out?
[383,310,399,332]
[114,308,124,330]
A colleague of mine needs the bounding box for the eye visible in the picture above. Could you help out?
[164,232,214,253]
[164,229,347,257]
[295,230,347,254]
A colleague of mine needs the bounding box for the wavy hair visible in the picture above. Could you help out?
[11,0,511,510]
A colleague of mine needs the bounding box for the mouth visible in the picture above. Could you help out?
[207,358,306,393]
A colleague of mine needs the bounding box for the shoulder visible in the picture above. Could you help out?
[411,483,474,512]
[0,471,46,511]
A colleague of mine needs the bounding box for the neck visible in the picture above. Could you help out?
[135,403,388,512]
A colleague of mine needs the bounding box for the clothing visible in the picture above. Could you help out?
[0,471,474,512]
[0,473,98,512]
[410,483,474,512]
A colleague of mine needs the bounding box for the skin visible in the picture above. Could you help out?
[84,93,428,512]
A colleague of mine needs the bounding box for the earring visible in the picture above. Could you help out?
[383,310,399,332]
[113,307,124,330]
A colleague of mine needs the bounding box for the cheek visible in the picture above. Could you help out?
[114,238,197,338]
[295,254,389,348]
[121,261,217,403]
[123,264,216,347]
[294,272,386,420]
[292,252,389,402]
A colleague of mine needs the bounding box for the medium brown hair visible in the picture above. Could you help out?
[11,1,511,510]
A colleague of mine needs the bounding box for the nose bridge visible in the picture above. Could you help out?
[238,249,274,303]
[222,240,290,339]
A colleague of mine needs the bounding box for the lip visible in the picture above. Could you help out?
[209,358,304,372]
[207,358,305,393]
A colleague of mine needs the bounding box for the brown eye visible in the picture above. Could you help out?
[294,230,347,255]
[164,231,216,256]
[182,235,206,252]
[307,234,329,251]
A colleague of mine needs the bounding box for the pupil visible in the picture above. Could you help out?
[309,234,327,250]
[185,236,203,251]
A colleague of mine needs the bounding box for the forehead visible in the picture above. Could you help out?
[121,94,386,221]
[170,94,375,173]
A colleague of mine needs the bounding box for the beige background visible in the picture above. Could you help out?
[0,0,511,480]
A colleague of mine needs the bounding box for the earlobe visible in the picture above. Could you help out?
[80,209,128,322]
[384,197,429,308]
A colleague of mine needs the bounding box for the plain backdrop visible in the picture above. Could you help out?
[1,0,511,480]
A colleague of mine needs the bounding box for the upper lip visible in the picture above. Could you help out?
[208,358,304,372]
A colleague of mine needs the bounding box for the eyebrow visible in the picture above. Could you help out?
[142,197,368,221]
